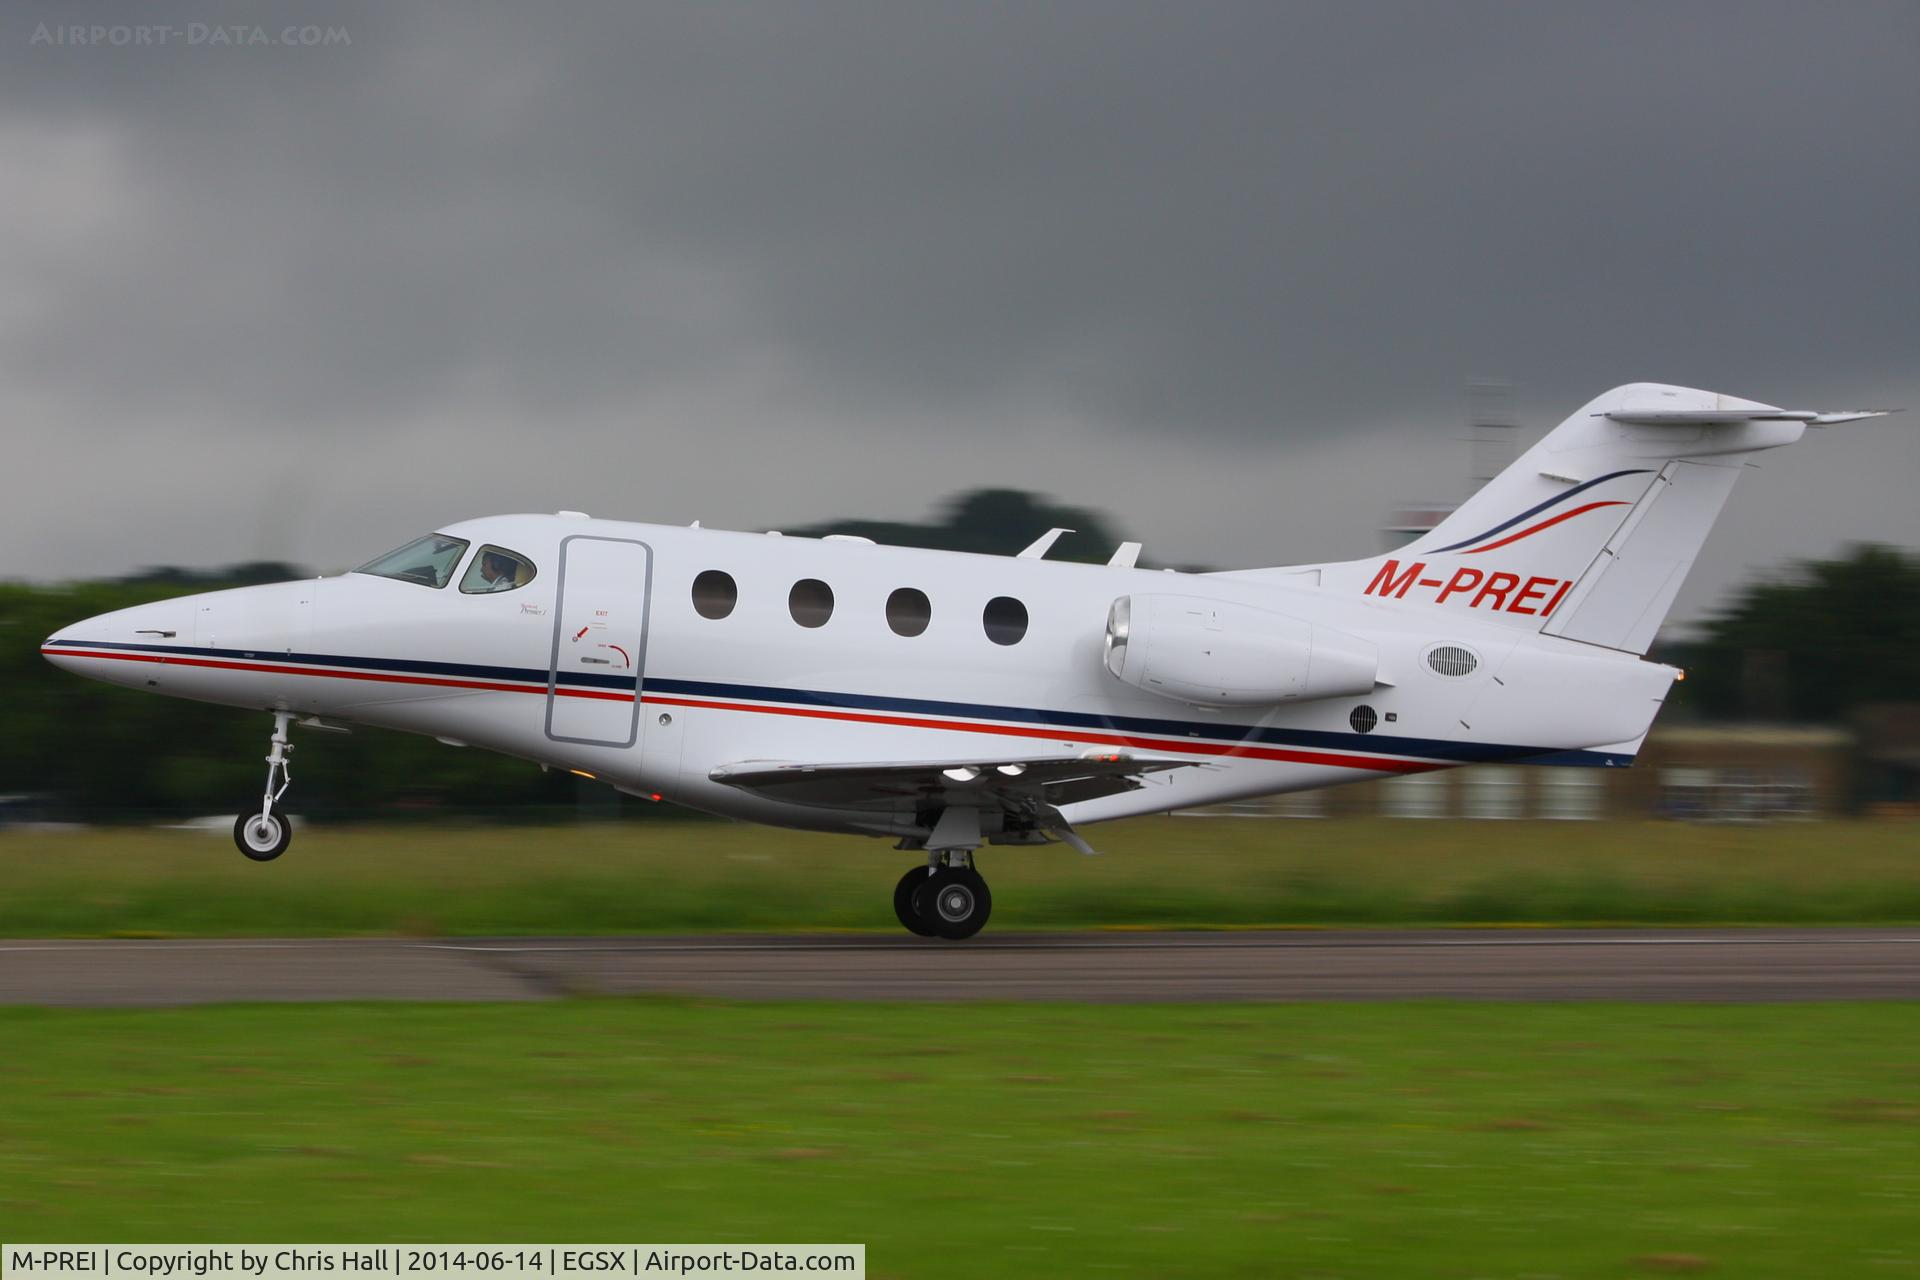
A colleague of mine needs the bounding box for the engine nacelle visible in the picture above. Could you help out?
[1103,594,1379,707]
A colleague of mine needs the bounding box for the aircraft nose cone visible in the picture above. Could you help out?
[41,600,194,685]
[40,625,86,675]
[40,617,105,679]
[42,611,114,673]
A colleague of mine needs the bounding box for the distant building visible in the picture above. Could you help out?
[0,793,55,827]
[1379,380,1517,552]
[1180,722,1857,821]
[1853,702,1920,817]
[1380,504,1455,552]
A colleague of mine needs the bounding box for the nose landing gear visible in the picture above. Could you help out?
[233,711,295,862]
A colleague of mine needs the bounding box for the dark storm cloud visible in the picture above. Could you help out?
[3,1,1917,608]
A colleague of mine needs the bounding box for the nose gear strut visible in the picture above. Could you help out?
[233,710,295,862]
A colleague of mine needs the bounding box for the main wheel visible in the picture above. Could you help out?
[913,868,992,940]
[894,866,939,937]
[234,810,291,862]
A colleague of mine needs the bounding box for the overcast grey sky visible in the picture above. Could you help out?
[5,1,1916,624]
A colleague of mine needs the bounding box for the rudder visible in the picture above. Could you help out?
[1539,458,1740,652]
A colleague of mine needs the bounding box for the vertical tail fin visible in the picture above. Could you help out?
[1314,383,1886,654]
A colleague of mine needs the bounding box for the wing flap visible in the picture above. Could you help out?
[709,751,1201,811]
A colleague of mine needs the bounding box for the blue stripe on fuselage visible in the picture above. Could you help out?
[44,638,1634,767]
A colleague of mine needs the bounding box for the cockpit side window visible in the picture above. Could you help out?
[353,534,472,589]
[460,545,537,594]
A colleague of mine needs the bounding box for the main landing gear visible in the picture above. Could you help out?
[893,850,993,940]
[234,710,295,862]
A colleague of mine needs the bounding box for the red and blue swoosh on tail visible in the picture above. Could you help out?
[1427,469,1652,555]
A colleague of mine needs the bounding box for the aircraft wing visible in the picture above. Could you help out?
[708,751,1203,815]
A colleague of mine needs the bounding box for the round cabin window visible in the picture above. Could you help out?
[691,570,738,620]
[886,587,932,638]
[982,596,1029,646]
[789,578,835,628]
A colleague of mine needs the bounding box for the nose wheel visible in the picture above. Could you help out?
[234,810,291,861]
[894,853,992,940]
[234,711,296,862]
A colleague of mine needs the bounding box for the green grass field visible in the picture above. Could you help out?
[2,1000,1916,1277]
[1,818,1917,936]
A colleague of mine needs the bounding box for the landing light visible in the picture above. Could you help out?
[996,763,1027,777]
[570,769,598,780]
[942,767,982,782]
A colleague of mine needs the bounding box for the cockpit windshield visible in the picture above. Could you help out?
[353,534,472,589]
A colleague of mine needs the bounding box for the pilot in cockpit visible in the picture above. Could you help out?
[475,550,519,592]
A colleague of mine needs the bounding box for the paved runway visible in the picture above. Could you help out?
[2,929,1917,1005]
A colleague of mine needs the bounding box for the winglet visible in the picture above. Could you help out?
[1107,541,1142,568]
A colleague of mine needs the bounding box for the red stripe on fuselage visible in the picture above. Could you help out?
[43,646,1441,775]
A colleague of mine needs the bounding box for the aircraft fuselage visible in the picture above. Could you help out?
[44,512,1669,842]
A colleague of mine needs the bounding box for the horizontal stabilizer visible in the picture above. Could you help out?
[1603,408,1893,426]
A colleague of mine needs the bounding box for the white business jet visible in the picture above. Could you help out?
[42,383,1888,938]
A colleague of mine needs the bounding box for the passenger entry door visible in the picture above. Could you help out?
[546,535,652,747]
